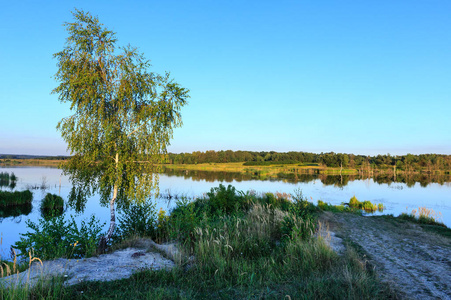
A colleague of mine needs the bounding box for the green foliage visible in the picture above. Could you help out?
[41,193,64,210]
[0,190,33,207]
[41,193,65,219]
[348,196,382,213]
[116,200,157,240]
[258,192,292,211]
[13,215,105,260]
[6,185,392,299]
[167,197,202,246]
[290,188,318,219]
[206,184,248,215]
[281,215,316,244]
[53,9,189,241]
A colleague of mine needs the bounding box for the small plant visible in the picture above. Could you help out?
[290,188,318,219]
[14,214,105,260]
[156,207,170,243]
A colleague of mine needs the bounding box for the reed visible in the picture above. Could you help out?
[399,207,445,227]
[0,190,33,207]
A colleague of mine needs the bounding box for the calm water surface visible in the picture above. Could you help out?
[1,166,450,258]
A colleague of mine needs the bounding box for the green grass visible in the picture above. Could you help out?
[0,190,33,207]
[2,185,396,299]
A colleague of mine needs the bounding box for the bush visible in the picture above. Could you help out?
[290,188,318,220]
[167,197,203,246]
[41,193,64,210]
[116,200,157,241]
[206,184,248,215]
[14,215,105,260]
[40,193,65,219]
[348,196,381,212]
[257,192,292,211]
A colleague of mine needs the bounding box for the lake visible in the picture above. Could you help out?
[1,166,450,259]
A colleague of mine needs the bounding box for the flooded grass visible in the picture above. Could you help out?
[0,190,33,207]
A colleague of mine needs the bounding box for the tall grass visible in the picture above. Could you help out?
[0,248,66,300]
[399,207,445,227]
[2,184,394,299]
[0,190,33,207]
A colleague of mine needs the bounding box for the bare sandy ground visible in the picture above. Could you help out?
[0,239,180,288]
[321,212,451,300]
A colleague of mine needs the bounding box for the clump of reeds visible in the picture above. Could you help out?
[40,193,64,211]
[0,190,33,207]
[399,207,445,227]
[40,193,64,219]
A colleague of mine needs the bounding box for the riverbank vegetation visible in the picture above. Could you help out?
[2,185,399,299]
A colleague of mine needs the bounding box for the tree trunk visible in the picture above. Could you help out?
[99,153,119,252]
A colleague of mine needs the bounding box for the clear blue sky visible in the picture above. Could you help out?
[1,1,450,156]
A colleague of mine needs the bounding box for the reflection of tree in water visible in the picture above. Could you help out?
[68,186,87,213]
[163,169,253,183]
[162,168,451,188]
[374,173,451,187]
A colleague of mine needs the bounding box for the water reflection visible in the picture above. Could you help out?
[0,203,32,219]
[163,168,451,188]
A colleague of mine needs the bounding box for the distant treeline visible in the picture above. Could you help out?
[167,151,451,171]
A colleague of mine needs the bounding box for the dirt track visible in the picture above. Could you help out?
[322,212,451,300]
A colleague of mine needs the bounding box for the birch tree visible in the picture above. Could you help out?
[53,9,189,247]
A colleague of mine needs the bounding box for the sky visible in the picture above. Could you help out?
[0,0,450,156]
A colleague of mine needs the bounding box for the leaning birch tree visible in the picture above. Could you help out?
[53,9,189,247]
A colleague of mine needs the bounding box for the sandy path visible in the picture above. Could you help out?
[324,212,451,300]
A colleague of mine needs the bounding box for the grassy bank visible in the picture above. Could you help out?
[2,186,397,299]
[0,159,64,167]
[164,162,359,179]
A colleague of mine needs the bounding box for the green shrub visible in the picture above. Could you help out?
[13,215,105,260]
[206,184,248,215]
[349,195,360,208]
[290,188,318,220]
[362,200,376,212]
[167,197,203,246]
[257,192,292,211]
[116,200,157,241]
[40,193,64,219]
[41,193,64,210]
[348,196,381,212]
